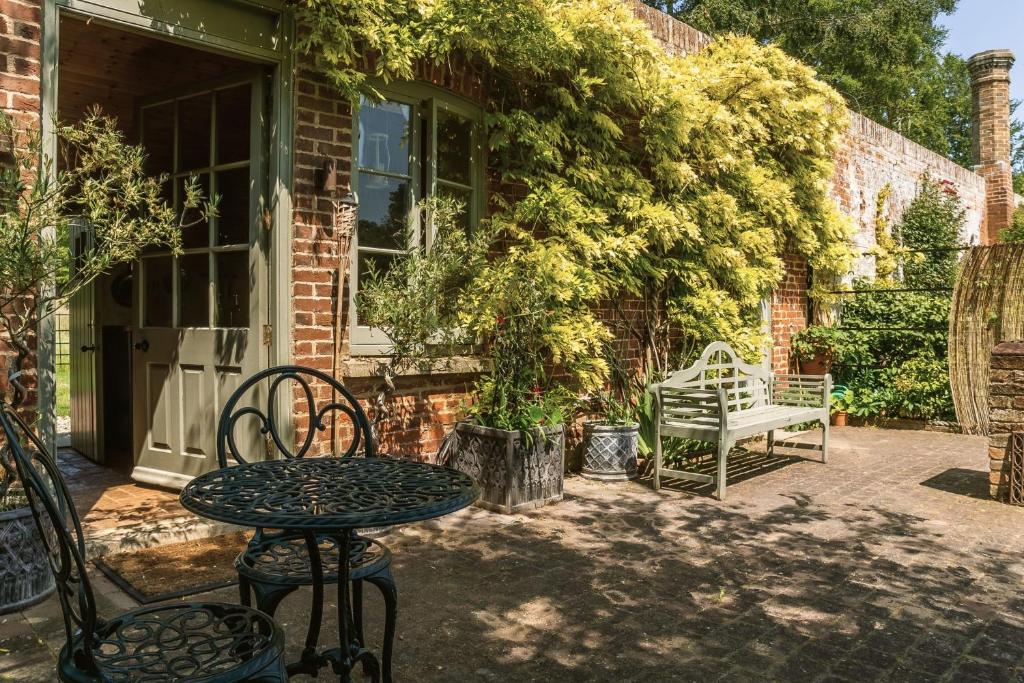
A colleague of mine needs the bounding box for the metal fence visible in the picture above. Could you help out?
[55,311,70,370]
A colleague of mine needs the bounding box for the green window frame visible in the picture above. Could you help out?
[350,83,484,352]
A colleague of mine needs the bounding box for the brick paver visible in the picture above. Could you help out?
[4,427,1024,682]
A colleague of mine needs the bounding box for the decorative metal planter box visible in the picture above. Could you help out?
[0,505,55,614]
[448,422,564,513]
[581,422,639,481]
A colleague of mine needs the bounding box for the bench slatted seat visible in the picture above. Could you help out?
[650,341,831,500]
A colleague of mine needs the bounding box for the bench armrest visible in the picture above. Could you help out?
[770,374,832,410]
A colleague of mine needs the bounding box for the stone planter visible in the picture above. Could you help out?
[580,422,639,481]
[0,505,55,614]
[447,422,564,513]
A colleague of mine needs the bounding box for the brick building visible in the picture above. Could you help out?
[0,0,1016,485]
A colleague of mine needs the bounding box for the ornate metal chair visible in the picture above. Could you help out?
[0,401,287,683]
[217,365,397,682]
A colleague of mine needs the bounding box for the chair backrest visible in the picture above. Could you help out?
[0,402,100,675]
[217,365,375,467]
[657,342,770,411]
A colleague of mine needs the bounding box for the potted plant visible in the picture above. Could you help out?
[359,198,608,512]
[581,394,639,481]
[581,353,639,481]
[830,385,851,427]
[791,325,848,375]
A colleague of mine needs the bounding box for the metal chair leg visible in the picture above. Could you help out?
[352,578,365,645]
[239,574,252,607]
[251,581,299,619]
[367,568,398,683]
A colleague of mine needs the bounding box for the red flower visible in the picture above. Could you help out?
[532,385,542,396]
[496,315,506,327]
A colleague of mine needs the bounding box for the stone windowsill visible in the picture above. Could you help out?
[340,356,489,379]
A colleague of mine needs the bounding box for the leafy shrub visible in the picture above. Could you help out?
[791,325,855,367]
[830,177,963,421]
[1001,205,1024,243]
[300,0,854,411]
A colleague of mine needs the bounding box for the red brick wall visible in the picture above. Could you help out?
[770,254,808,376]
[0,0,41,405]
[988,341,1024,499]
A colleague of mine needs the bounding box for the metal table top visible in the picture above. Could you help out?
[180,456,479,531]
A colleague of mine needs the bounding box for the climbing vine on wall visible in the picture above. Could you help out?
[300,0,854,390]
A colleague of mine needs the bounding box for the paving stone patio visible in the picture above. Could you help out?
[4,426,1024,682]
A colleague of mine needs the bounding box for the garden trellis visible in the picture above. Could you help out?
[948,244,1024,435]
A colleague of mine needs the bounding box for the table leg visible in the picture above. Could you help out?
[286,531,325,678]
[330,530,381,682]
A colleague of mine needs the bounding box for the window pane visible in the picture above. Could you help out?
[438,185,472,233]
[357,173,408,249]
[358,98,411,176]
[178,93,212,171]
[179,253,210,327]
[143,256,173,328]
[436,109,472,185]
[216,84,251,165]
[356,251,398,321]
[178,174,210,249]
[141,103,174,177]
[215,167,250,246]
[216,251,250,328]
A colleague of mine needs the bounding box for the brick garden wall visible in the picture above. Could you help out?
[834,113,988,279]
[0,0,40,405]
[988,341,1024,499]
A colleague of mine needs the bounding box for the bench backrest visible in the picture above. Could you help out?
[656,342,770,414]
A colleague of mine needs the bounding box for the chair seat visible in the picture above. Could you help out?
[61,602,284,683]
[237,532,392,586]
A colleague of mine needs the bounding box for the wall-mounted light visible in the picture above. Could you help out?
[316,157,337,194]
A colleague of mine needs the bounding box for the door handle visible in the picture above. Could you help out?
[80,345,96,352]
[133,339,150,352]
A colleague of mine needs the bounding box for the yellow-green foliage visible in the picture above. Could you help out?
[300,0,854,385]
[868,184,898,281]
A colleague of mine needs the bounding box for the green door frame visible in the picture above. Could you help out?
[38,0,295,454]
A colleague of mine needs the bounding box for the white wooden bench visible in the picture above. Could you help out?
[649,342,831,500]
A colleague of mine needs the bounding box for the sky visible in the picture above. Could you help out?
[940,0,1024,106]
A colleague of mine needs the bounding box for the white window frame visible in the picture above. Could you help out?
[349,83,484,355]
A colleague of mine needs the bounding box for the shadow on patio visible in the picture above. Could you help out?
[6,427,1024,682]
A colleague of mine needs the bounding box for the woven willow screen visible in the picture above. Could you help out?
[948,244,1024,435]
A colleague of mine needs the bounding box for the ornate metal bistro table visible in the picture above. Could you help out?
[180,457,479,681]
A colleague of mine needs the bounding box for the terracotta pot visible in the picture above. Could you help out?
[799,350,831,376]
[831,411,848,427]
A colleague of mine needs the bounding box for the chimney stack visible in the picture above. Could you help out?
[968,49,1015,244]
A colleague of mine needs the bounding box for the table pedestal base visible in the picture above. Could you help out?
[284,531,383,682]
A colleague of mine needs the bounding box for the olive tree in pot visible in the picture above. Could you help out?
[359,202,607,513]
[0,108,212,612]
